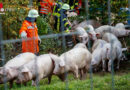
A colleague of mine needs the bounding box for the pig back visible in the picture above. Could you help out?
[35,54,54,77]
[60,48,91,68]
[5,52,36,67]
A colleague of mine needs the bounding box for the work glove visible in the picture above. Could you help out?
[21,31,27,38]
[38,36,41,44]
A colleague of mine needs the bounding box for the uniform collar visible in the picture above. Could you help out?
[25,17,36,22]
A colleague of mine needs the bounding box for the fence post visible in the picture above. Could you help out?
[85,0,93,90]
[58,1,68,90]
[107,0,115,90]
[0,13,7,90]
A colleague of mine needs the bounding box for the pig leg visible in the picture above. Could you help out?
[32,74,43,86]
[72,66,79,79]
[32,80,36,86]
[108,60,112,72]
[82,66,88,80]
[102,60,106,72]
[58,74,65,81]
[23,82,27,86]
[9,80,13,88]
[79,69,84,80]
[48,75,52,84]
[116,50,122,70]
[117,57,120,70]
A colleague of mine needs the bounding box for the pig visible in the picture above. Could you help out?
[75,27,89,44]
[0,52,36,88]
[72,20,102,29]
[16,54,65,86]
[102,33,122,48]
[92,39,107,52]
[49,48,92,80]
[86,25,99,41]
[73,43,87,49]
[113,23,130,37]
[91,39,111,71]
[91,43,112,71]
[102,33,123,72]
[95,25,114,38]
[115,23,125,29]
[95,23,130,38]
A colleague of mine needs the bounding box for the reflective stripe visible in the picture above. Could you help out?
[27,26,34,29]
[63,18,67,21]
[57,17,60,32]
[58,2,62,5]
[53,13,60,17]
[53,1,62,13]
[58,8,61,12]
[64,22,69,26]
[40,10,48,13]
[71,6,74,9]
[75,3,78,5]
[41,8,48,11]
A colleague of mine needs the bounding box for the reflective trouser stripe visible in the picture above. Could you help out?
[64,22,69,27]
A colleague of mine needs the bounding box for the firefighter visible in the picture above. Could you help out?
[19,9,41,55]
[53,3,73,47]
[39,0,57,17]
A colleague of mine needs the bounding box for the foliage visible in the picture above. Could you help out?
[1,0,129,39]
[88,0,129,25]
[1,0,38,39]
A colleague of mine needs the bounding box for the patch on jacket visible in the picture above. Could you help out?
[27,26,35,29]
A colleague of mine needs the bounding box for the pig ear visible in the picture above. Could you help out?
[49,53,59,62]
[21,67,29,73]
[59,60,65,67]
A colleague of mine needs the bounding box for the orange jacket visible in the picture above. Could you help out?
[19,20,39,53]
[40,0,56,14]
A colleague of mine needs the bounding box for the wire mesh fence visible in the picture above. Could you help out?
[0,0,130,90]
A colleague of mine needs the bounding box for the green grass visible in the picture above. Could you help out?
[0,72,130,90]
[0,61,130,90]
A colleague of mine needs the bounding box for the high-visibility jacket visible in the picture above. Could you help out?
[19,20,39,53]
[40,0,56,15]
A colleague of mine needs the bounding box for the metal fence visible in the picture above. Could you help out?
[0,0,130,90]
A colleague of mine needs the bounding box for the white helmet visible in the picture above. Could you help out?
[28,9,39,18]
[62,4,70,10]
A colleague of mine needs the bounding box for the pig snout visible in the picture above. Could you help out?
[53,71,57,75]
[53,69,60,75]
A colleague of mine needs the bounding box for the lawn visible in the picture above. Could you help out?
[0,61,130,90]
